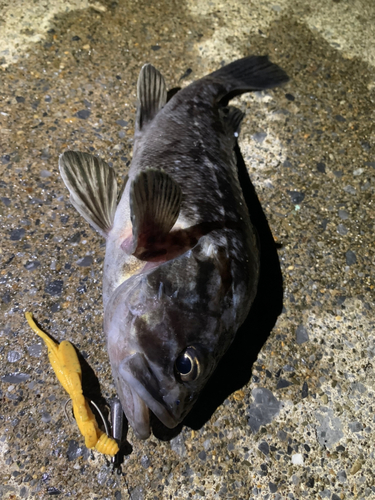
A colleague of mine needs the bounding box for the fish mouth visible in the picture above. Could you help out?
[119,353,179,435]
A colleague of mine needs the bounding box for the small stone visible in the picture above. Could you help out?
[316,162,326,173]
[296,325,309,344]
[40,170,52,178]
[302,381,308,399]
[45,280,63,296]
[140,455,150,468]
[334,114,346,122]
[76,256,93,267]
[337,224,348,235]
[348,421,363,432]
[252,131,267,143]
[343,185,356,195]
[338,209,349,220]
[116,119,128,127]
[16,96,25,103]
[151,45,161,51]
[76,109,91,119]
[1,197,11,206]
[258,441,269,456]
[25,261,41,271]
[46,487,62,495]
[291,454,304,465]
[72,35,81,41]
[27,344,43,357]
[1,373,30,383]
[198,450,206,461]
[170,434,187,457]
[129,485,144,500]
[345,250,356,265]
[247,387,282,433]
[10,228,25,241]
[277,379,292,389]
[287,191,305,204]
[285,93,295,101]
[7,351,22,362]
[269,482,278,493]
[67,440,88,461]
[41,411,52,423]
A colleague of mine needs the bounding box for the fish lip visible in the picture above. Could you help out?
[119,353,179,430]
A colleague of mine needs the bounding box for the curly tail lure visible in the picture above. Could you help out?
[25,312,119,456]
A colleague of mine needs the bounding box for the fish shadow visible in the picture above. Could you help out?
[181,142,284,431]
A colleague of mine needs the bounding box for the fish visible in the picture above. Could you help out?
[59,56,288,439]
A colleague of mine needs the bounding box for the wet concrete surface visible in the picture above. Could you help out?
[1,0,375,498]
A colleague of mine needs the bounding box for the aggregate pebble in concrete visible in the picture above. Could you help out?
[1,0,375,499]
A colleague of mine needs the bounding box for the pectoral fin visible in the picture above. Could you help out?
[136,64,167,131]
[59,151,118,238]
[128,169,182,255]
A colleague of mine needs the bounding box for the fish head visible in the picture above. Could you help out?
[105,249,236,439]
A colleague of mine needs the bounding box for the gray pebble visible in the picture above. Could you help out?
[40,170,52,178]
[7,351,22,362]
[76,109,91,119]
[343,185,356,195]
[337,224,348,235]
[277,379,293,389]
[315,407,344,449]
[140,455,150,468]
[24,261,41,271]
[76,255,93,267]
[296,324,309,344]
[129,485,145,500]
[247,387,282,433]
[252,131,267,143]
[1,197,11,207]
[41,411,52,423]
[345,250,356,265]
[1,373,30,383]
[27,344,43,357]
[10,228,25,241]
[116,119,128,127]
[338,209,349,220]
[258,441,269,455]
[170,434,187,457]
[287,190,305,204]
[348,421,363,432]
[45,280,63,296]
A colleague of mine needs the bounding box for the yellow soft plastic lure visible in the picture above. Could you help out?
[25,312,119,456]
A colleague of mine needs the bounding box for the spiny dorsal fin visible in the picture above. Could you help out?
[59,151,118,238]
[129,169,182,254]
[136,64,167,131]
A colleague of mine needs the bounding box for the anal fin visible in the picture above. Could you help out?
[59,151,118,238]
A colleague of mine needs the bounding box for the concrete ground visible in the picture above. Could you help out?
[1,0,375,498]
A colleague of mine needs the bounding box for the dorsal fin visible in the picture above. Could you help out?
[128,169,182,255]
[136,64,167,131]
[59,151,118,238]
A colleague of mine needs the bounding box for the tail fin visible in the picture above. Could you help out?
[206,55,289,102]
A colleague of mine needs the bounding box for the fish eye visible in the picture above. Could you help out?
[175,346,200,382]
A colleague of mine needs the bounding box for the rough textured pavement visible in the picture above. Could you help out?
[1,0,375,499]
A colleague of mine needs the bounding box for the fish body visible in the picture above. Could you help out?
[59,56,288,439]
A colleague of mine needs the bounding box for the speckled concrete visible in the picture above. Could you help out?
[1,0,375,499]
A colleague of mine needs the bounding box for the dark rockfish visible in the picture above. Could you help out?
[59,56,288,439]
